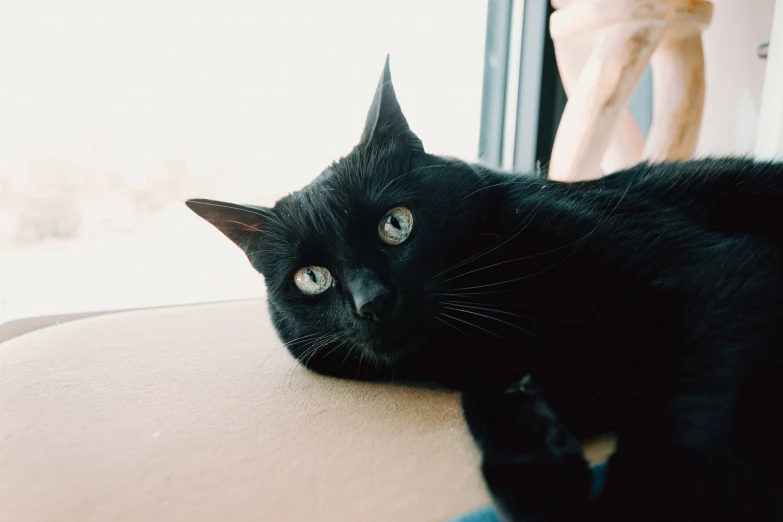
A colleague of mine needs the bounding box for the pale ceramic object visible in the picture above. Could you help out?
[548,0,713,182]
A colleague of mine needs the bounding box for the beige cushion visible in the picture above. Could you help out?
[0,299,491,522]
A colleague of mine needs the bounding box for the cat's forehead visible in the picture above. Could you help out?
[272,178,401,257]
[297,159,413,211]
[285,175,379,229]
[269,146,424,246]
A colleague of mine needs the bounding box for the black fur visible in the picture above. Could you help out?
[187,58,783,521]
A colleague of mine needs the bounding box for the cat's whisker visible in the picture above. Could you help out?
[443,306,540,341]
[285,333,339,391]
[437,298,546,308]
[453,276,531,292]
[440,312,506,340]
[451,248,580,292]
[321,337,350,360]
[429,200,544,281]
[440,302,542,322]
[434,314,478,342]
[282,333,325,353]
[438,243,574,284]
[298,343,321,368]
[431,290,535,298]
[435,178,632,286]
[302,333,340,367]
[339,343,359,370]
[452,208,629,291]
[256,333,322,371]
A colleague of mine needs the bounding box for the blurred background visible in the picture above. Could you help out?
[0,0,775,324]
[0,0,487,323]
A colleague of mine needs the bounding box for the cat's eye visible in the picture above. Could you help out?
[294,266,333,295]
[378,206,413,245]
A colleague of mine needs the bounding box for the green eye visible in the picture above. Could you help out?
[378,206,413,245]
[294,266,333,295]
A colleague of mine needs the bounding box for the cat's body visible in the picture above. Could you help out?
[188,59,783,521]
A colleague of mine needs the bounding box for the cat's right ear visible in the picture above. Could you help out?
[358,55,423,152]
[185,198,266,256]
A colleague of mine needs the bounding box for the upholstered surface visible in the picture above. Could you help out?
[0,299,491,522]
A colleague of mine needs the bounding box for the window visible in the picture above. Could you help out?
[478,0,652,173]
[0,1,488,323]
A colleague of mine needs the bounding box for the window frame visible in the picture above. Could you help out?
[478,0,653,175]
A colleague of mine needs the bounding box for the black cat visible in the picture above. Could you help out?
[187,57,783,522]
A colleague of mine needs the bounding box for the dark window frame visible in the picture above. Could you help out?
[478,0,652,175]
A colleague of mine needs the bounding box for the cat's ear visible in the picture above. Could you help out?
[185,198,266,255]
[358,55,423,152]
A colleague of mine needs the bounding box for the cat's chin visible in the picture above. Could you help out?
[352,337,394,360]
[354,335,420,366]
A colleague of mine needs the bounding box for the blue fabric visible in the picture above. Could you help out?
[450,506,499,522]
[448,463,608,522]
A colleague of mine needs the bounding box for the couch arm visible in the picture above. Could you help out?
[0,299,490,522]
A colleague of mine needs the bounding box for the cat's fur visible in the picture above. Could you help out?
[187,57,783,522]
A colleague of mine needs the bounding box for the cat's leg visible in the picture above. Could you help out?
[593,365,783,522]
[589,252,783,522]
[462,375,593,522]
[463,379,752,522]
[590,400,749,522]
[585,242,783,521]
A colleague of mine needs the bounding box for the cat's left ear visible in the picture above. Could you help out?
[358,55,424,152]
[185,198,266,257]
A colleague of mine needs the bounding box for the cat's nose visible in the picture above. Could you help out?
[355,290,391,322]
[345,269,392,322]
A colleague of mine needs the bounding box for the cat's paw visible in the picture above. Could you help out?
[462,376,592,522]
[483,450,592,522]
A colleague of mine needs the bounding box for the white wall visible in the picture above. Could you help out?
[695,0,777,156]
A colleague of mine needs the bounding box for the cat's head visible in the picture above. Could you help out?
[187,57,501,380]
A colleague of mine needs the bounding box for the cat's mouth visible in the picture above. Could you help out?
[346,320,422,363]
